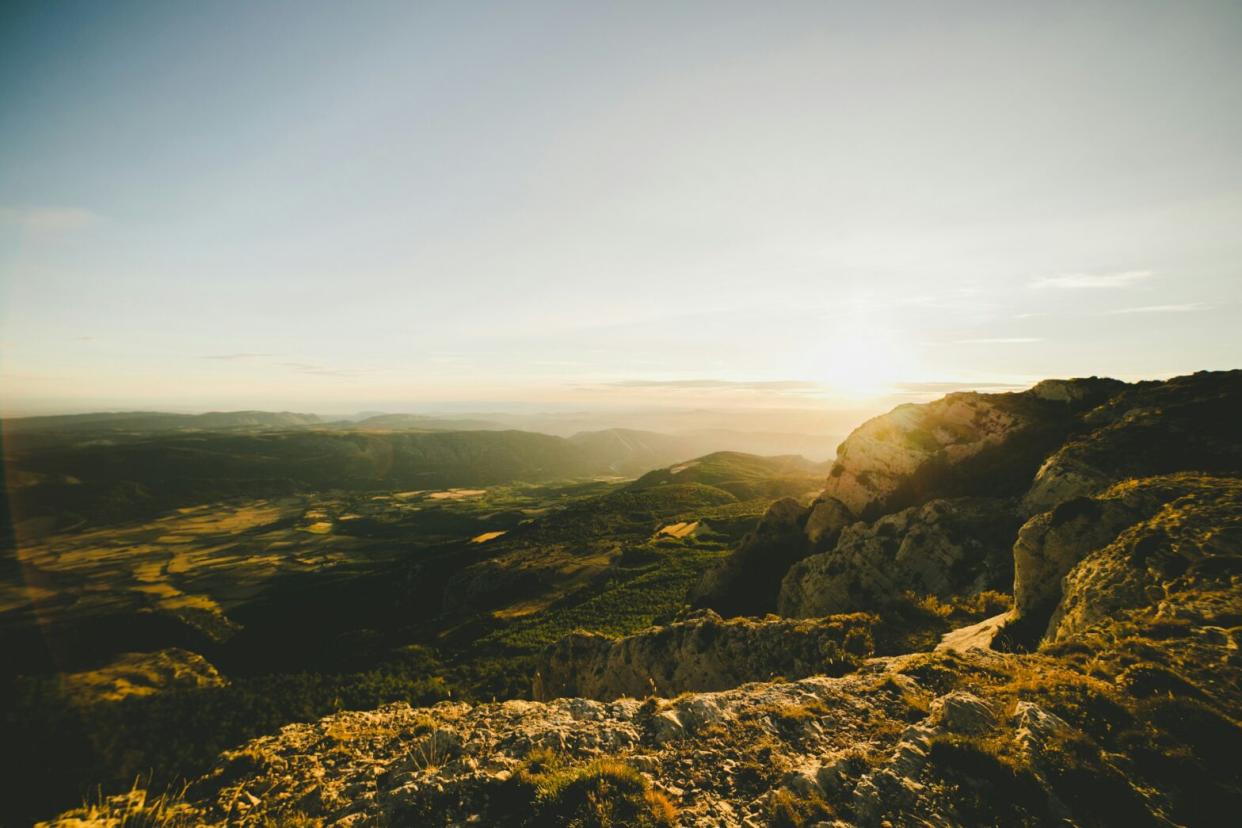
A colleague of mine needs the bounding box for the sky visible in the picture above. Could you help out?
[1,0,1240,417]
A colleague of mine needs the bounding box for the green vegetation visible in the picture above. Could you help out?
[482,546,729,650]
[517,753,678,828]
[2,430,818,823]
[0,424,722,534]
[766,787,837,827]
[872,590,1012,654]
[897,610,1242,827]
[392,749,677,828]
[2,656,451,825]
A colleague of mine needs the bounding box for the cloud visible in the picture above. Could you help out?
[600,379,821,391]
[1104,303,1208,315]
[203,352,275,360]
[280,361,361,378]
[954,337,1043,344]
[201,353,362,377]
[1029,270,1153,289]
[0,206,100,233]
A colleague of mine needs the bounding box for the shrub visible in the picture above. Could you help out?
[766,787,836,827]
[495,752,677,828]
[927,734,1050,825]
[533,758,676,828]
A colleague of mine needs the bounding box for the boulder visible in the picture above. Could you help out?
[804,496,855,551]
[928,691,998,734]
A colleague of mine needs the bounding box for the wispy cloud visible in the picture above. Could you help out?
[281,361,361,378]
[954,337,1043,344]
[0,206,100,233]
[1103,303,1207,315]
[1029,270,1153,290]
[600,379,820,391]
[203,352,275,361]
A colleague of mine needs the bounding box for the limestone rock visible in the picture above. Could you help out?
[1010,701,1072,760]
[820,379,1119,520]
[1010,473,1242,646]
[1024,370,1242,514]
[928,691,998,734]
[533,610,874,701]
[1047,474,1242,644]
[935,611,1010,653]
[778,497,1021,617]
[804,496,855,551]
[1010,496,1148,629]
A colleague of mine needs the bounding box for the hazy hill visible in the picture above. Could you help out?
[629,450,829,500]
[0,409,325,435]
[347,413,507,431]
[1,426,739,535]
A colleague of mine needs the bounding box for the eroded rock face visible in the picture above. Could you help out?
[1010,496,1149,629]
[533,610,874,701]
[821,380,1120,520]
[803,496,855,550]
[1009,474,1242,645]
[1047,475,1242,644]
[778,497,1021,617]
[1024,370,1242,514]
[698,374,1242,625]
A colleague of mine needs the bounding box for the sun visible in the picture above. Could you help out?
[800,321,921,401]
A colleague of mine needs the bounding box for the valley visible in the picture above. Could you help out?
[0,420,827,825]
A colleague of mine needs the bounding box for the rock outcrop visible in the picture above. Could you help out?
[778,497,1021,617]
[50,637,1241,827]
[1009,474,1242,645]
[820,379,1121,520]
[1024,370,1242,513]
[533,610,874,701]
[38,372,1242,828]
[1045,474,1242,644]
[698,371,1242,627]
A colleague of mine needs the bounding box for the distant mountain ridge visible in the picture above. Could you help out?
[2,409,847,460]
[1,409,325,434]
[1,424,826,536]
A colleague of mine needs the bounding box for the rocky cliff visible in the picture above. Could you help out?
[778,497,1021,617]
[697,370,1242,624]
